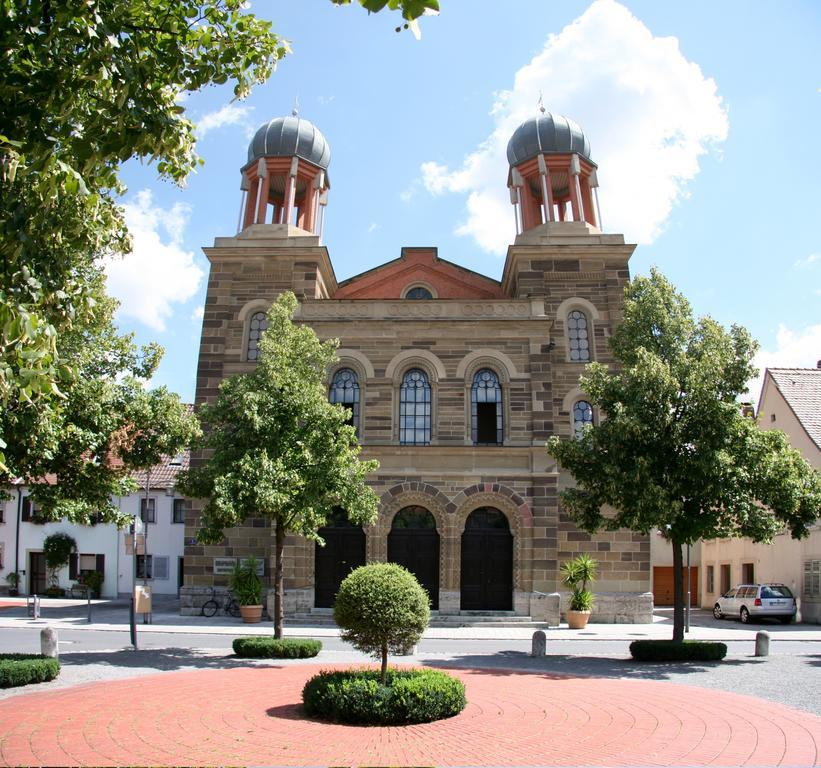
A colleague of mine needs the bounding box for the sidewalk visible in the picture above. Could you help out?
[2,595,821,641]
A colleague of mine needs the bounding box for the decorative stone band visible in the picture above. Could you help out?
[296,299,545,321]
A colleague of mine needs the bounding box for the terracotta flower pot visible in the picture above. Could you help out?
[240,604,263,623]
[566,609,591,629]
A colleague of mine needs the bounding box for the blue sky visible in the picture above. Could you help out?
[112,0,820,405]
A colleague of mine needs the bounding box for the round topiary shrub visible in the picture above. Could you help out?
[303,668,466,725]
[0,654,61,688]
[333,563,430,683]
[232,637,321,659]
[629,639,728,662]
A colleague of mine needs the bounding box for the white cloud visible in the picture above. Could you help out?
[191,306,204,322]
[367,222,380,234]
[794,253,820,269]
[421,0,728,253]
[197,103,254,138]
[748,323,821,404]
[104,190,204,331]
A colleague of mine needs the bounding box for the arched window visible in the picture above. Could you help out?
[471,369,503,445]
[246,311,268,361]
[567,309,591,362]
[573,400,594,437]
[404,286,433,300]
[329,368,360,435]
[399,369,431,445]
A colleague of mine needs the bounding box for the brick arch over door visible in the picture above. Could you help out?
[375,485,453,592]
[452,490,533,596]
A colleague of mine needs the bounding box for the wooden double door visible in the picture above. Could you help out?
[460,507,513,611]
[387,506,440,609]
[314,514,366,608]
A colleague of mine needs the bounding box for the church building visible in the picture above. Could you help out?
[181,109,651,620]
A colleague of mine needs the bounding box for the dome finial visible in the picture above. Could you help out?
[292,95,299,117]
[538,91,546,115]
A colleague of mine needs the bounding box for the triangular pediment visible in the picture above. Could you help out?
[333,247,505,299]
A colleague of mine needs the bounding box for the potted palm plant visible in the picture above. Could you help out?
[229,556,264,623]
[5,572,20,597]
[561,553,597,629]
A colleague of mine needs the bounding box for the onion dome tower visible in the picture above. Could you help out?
[237,110,331,236]
[506,108,601,234]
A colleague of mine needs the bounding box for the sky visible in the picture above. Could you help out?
[112,0,821,406]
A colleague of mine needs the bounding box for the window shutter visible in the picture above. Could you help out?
[153,556,169,580]
[69,553,79,580]
[21,497,31,521]
[95,554,105,574]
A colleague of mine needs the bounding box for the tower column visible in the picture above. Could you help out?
[255,159,270,224]
[537,154,554,223]
[281,157,299,225]
[568,155,582,222]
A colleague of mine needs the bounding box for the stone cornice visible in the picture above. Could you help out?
[296,298,546,321]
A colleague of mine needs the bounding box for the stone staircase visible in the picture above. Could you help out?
[288,609,542,628]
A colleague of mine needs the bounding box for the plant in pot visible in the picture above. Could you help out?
[561,553,597,629]
[229,556,264,623]
[83,571,104,598]
[5,572,20,596]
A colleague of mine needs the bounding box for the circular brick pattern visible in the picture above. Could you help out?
[1,664,819,766]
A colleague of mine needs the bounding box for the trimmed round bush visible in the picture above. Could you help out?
[629,640,727,662]
[334,563,430,682]
[232,637,321,659]
[0,654,61,688]
[303,668,466,725]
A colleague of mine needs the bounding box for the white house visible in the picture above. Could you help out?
[0,452,189,599]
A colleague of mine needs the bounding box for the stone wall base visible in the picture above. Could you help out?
[564,591,654,623]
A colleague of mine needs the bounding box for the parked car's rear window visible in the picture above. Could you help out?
[761,585,792,598]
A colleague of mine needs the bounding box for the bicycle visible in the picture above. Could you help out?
[201,587,240,618]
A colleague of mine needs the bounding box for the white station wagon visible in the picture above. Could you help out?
[713,583,797,624]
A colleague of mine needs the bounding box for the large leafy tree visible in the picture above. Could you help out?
[0,0,436,504]
[547,269,820,641]
[177,292,379,637]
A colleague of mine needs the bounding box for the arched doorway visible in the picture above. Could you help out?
[460,507,513,610]
[314,510,366,608]
[387,506,440,609]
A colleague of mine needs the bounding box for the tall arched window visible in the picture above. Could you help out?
[399,369,431,445]
[567,309,591,362]
[246,311,268,361]
[329,368,360,436]
[573,399,594,437]
[471,369,503,445]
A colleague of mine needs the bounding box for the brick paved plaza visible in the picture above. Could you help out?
[1,663,819,766]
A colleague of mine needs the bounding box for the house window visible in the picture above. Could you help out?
[471,369,502,445]
[804,560,821,598]
[404,286,433,300]
[742,562,755,583]
[706,565,714,593]
[720,564,731,595]
[573,400,593,437]
[399,369,431,445]
[329,368,360,435]
[140,498,156,524]
[69,553,104,580]
[136,555,167,580]
[246,311,268,361]
[172,499,186,524]
[567,310,591,362]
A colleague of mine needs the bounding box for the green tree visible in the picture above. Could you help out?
[547,269,821,642]
[177,292,379,638]
[334,563,430,683]
[43,532,76,588]
[1,0,435,506]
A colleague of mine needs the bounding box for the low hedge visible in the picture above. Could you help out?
[629,640,727,662]
[0,654,61,688]
[303,668,466,725]
[232,637,322,659]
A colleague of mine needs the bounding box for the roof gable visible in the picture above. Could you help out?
[333,247,505,299]
[766,368,821,449]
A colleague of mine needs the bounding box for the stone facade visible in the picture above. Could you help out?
[181,220,651,619]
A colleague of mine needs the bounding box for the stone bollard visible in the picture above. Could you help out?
[40,626,59,658]
[755,630,770,657]
[531,629,546,657]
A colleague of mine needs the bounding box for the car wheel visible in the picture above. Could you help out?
[713,604,723,619]
[740,606,750,624]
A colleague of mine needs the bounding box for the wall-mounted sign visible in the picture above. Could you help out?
[212,557,265,575]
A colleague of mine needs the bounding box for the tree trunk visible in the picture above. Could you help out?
[274,523,285,639]
[381,640,388,685]
[671,537,685,642]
